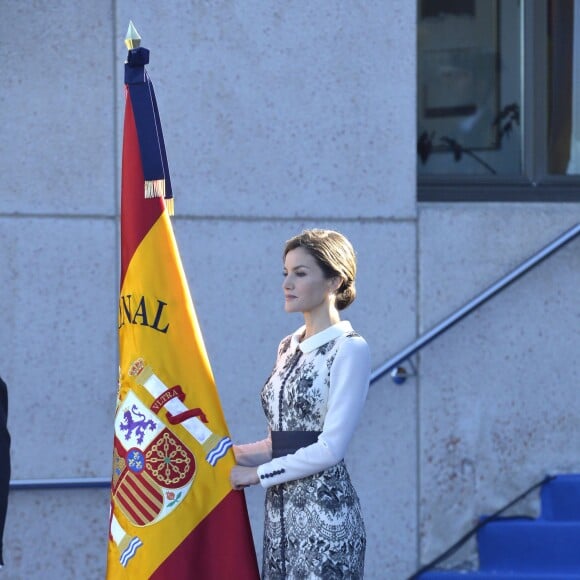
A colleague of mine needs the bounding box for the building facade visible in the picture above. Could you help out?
[0,2,579,578]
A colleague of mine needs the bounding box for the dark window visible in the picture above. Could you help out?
[418,0,580,201]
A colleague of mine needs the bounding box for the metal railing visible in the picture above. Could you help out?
[10,223,580,491]
[10,477,110,490]
[370,222,580,384]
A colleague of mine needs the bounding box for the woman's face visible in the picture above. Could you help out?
[282,247,336,314]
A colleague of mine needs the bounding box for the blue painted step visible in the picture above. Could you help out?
[418,475,580,579]
[477,518,580,574]
[540,474,580,521]
[420,572,579,579]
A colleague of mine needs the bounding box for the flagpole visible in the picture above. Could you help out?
[106,22,259,578]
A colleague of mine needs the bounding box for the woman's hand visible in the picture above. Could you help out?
[230,465,259,490]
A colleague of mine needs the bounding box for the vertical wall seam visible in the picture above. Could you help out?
[413,1,422,566]
[112,0,120,373]
[415,206,422,570]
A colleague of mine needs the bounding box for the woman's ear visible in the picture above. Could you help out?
[328,276,343,293]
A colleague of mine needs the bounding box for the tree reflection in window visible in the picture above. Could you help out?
[418,103,520,175]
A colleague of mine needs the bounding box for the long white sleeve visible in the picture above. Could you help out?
[256,336,370,488]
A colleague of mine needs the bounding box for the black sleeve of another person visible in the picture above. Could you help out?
[0,378,10,566]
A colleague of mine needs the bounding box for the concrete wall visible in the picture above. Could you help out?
[1,2,417,579]
[1,2,579,579]
[418,206,580,569]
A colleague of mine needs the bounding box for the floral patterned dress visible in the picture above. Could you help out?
[256,321,371,579]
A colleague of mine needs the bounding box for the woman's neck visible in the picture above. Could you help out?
[302,309,341,340]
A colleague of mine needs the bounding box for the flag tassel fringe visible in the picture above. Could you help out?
[144,179,165,199]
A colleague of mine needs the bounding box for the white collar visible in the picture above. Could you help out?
[290,321,353,354]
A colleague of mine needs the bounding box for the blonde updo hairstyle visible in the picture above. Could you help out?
[283,229,357,311]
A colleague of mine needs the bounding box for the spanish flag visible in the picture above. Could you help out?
[106,23,259,579]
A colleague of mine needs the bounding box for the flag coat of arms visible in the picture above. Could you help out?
[106,23,259,579]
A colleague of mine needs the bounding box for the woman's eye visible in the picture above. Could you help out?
[296,272,306,277]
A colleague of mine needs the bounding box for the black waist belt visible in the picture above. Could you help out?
[271,430,322,458]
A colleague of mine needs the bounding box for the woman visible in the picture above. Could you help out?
[230,229,371,579]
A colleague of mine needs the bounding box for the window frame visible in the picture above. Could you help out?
[417,0,580,203]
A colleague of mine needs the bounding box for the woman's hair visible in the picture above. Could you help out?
[283,229,357,310]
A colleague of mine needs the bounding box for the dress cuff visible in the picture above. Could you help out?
[256,463,287,488]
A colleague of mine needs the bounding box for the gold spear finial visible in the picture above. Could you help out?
[125,21,141,50]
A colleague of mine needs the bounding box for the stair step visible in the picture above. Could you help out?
[541,474,580,521]
[419,572,580,579]
[478,518,580,573]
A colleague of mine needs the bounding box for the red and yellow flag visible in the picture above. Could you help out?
[106,23,259,579]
